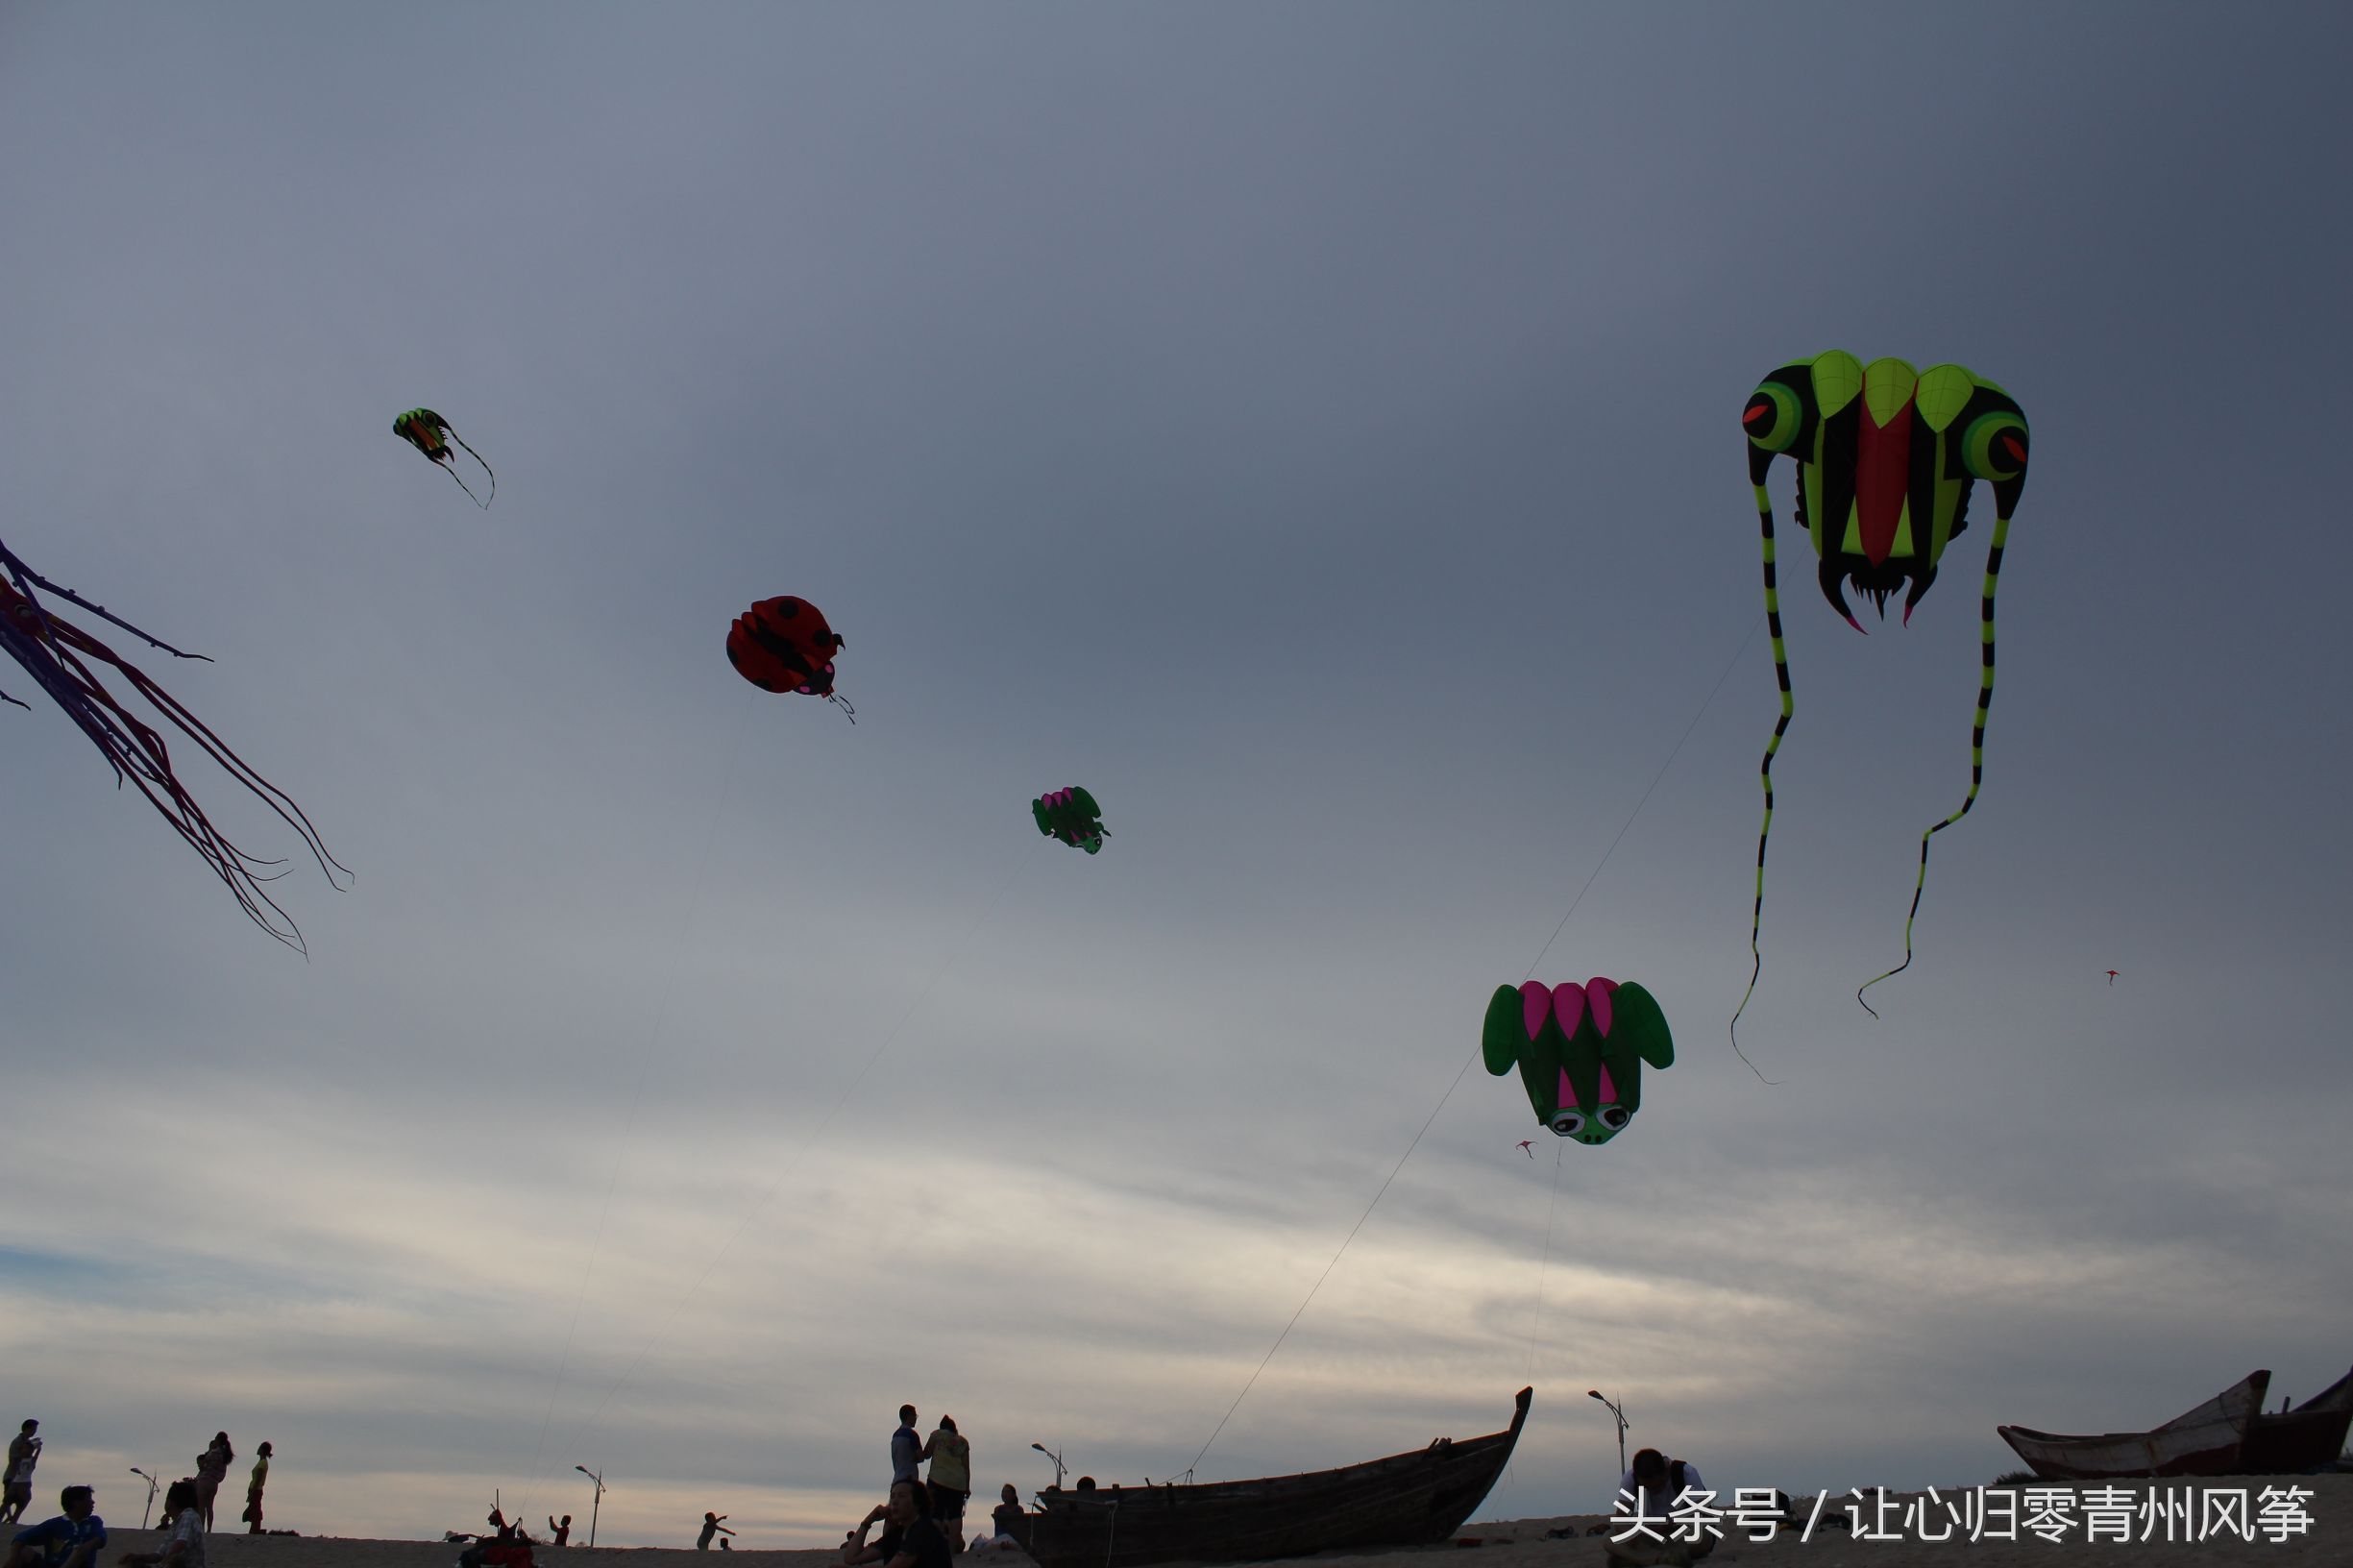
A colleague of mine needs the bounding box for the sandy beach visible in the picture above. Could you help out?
[87,1476,2350,1568]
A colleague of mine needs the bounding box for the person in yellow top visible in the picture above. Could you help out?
[919,1418,970,1553]
[240,1444,272,1534]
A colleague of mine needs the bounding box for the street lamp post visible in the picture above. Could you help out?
[575,1466,606,1549]
[1586,1390,1630,1480]
[128,1469,159,1530]
[1029,1443,1066,1489]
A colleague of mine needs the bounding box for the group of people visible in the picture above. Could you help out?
[844,1405,1032,1568]
[2,1422,279,1568]
[192,1435,273,1536]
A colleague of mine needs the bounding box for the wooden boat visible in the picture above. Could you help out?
[1997,1369,2268,1481]
[2240,1366,2353,1475]
[1020,1387,1532,1568]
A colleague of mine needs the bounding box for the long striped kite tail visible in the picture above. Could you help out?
[1857,510,2010,1017]
[1729,480,1790,1083]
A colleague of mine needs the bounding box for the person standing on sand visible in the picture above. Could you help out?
[239,1445,271,1535]
[191,1437,231,1532]
[547,1516,571,1547]
[1,1423,39,1526]
[892,1407,920,1486]
[918,1417,969,1554]
[696,1513,734,1551]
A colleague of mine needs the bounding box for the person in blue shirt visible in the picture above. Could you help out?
[5,1485,105,1568]
[891,1408,920,1486]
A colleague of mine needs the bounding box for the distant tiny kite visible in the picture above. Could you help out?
[2106,970,2119,985]
[393,408,496,507]
[1515,1140,1536,1159]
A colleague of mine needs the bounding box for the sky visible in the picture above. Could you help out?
[3,0,2351,1549]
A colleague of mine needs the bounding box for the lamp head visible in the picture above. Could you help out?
[1587,1390,1603,1401]
[1032,1444,1046,1454]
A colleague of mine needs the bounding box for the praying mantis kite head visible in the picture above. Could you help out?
[1483,979,1676,1145]
[1741,353,2027,629]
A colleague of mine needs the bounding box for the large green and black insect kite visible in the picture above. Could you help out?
[393,407,496,507]
[1483,978,1676,1145]
[1732,351,2029,1036]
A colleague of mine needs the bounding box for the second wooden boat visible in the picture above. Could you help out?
[1997,1369,2268,1481]
[2239,1366,2353,1475]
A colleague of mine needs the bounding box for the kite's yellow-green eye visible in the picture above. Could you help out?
[1742,380,1806,453]
[1731,353,2031,1055]
[1963,411,2030,482]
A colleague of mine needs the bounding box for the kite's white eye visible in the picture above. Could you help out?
[1550,1110,1583,1138]
[1599,1106,1631,1131]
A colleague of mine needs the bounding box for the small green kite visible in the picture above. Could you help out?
[1483,979,1675,1145]
[1032,787,1107,854]
[394,407,496,507]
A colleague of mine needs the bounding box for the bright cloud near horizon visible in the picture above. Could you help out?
[3,2,2349,1550]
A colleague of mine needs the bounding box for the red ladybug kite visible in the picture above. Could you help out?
[725,596,852,722]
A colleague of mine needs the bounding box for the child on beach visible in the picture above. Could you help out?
[1,1423,39,1527]
[119,1482,203,1568]
[696,1514,734,1551]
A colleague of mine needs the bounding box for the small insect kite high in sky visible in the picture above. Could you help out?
[1032,787,1108,853]
[1732,352,2030,1037]
[393,407,496,507]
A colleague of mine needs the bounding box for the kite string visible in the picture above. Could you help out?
[1524,1138,1566,1386]
[540,834,1046,1476]
[1502,1138,1567,1505]
[1186,616,1762,1476]
[1185,1040,1485,1479]
[515,719,751,1514]
[1524,613,1761,984]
